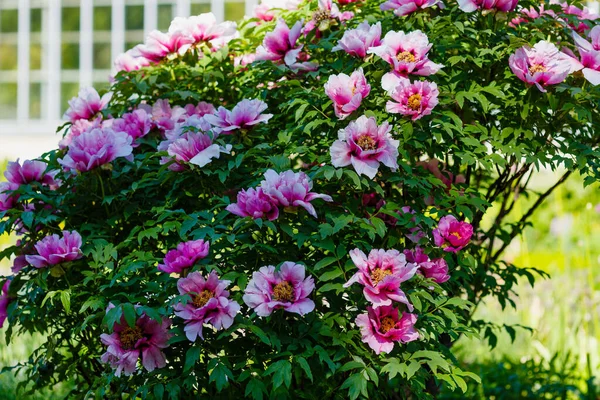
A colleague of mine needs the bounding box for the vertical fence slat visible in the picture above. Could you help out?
[245,0,259,18]
[211,0,225,22]
[79,0,93,88]
[46,0,62,120]
[175,0,191,17]
[17,0,31,120]
[144,0,158,37]
[111,0,125,72]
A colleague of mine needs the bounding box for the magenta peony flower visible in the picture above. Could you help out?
[368,30,443,77]
[204,99,273,133]
[457,0,518,13]
[508,5,555,27]
[159,131,230,171]
[304,0,354,35]
[174,271,240,341]
[63,87,112,123]
[324,68,371,120]
[0,279,12,328]
[111,109,152,145]
[345,248,418,309]
[508,41,582,92]
[226,187,280,221]
[58,127,133,173]
[0,182,19,212]
[255,19,317,71]
[421,257,450,283]
[330,115,399,179]
[134,30,194,63]
[157,239,210,274]
[381,0,441,16]
[552,0,599,33]
[332,21,382,58]
[382,74,439,121]
[260,169,333,218]
[355,305,419,354]
[114,49,151,72]
[100,306,171,377]
[403,247,429,266]
[169,13,237,45]
[25,231,83,269]
[433,215,473,253]
[243,262,315,317]
[4,159,58,188]
[573,27,600,85]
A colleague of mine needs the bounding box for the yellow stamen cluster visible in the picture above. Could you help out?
[529,64,547,74]
[407,94,422,110]
[370,268,392,286]
[193,289,214,308]
[357,135,377,151]
[272,281,294,302]
[396,51,416,63]
[379,316,396,333]
[120,326,143,350]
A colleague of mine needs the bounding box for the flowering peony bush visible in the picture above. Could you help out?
[1,0,600,398]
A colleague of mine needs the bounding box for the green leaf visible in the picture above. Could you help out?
[245,378,265,400]
[184,346,200,372]
[209,362,233,392]
[265,360,292,389]
[249,324,271,346]
[296,356,313,382]
[318,269,343,282]
[60,291,71,314]
[370,217,387,238]
[340,373,368,400]
[153,384,164,400]
[314,257,337,270]
[122,303,137,328]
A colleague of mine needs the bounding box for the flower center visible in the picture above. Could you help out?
[450,231,462,239]
[396,51,416,63]
[272,281,294,302]
[193,289,214,308]
[119,326,142,350]
[380,316,396,334]
[407,94,422,110]
[370,268,392,286]
[529,64,547,74]
[357,135,377,151]
[313,9,331,23]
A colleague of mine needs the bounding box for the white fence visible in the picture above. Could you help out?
[0,0,257,150]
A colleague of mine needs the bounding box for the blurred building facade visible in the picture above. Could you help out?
[0,0,255,159]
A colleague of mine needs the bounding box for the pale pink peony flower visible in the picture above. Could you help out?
[0,279,12,328]
[159,131,230,171]
[169,13,237,46]
[157,239,210,275]
[330,115,399,179]
[0,182,19,212]
[345,248,418,309]
[332,21,382,58]
[573,27,600,85]
[111,109,153,145]
[260,169,333,218]
[114,49,151,72]
[509,5,556,27]
[183,102,216,118]
[138,99,188,133]
[226,187,280,221]
[243,262,315,317]
[324,68,371,120]
[508,41,582,92]
[254,4,276,22]
[204,99,273,133]
[382,74,439,121]
[58,127,133,173]
[63,87,112,123]
[381,0,441,16]
[355,305,418,354]
[4,159,59,188]
[304,0,354,35]
[134,30,194,63]
[234,53,257,67]
[100,305,171,377]
[174,271,240,342]
[59,117,105,149]
[25,231,83,269]
[433,215,473,253]
[552,0,599,33]
[368,30,443,77]
[458,0,518,13]
[255,19,317,71]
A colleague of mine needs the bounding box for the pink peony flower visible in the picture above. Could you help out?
[204,99,273,133]
[169,13,237,46]
[157,239,210,274]
[345,248,418,309]
[0,279,12,328]
[138,99,188,133]
[58,127,133,173]
[100,306,171,377]
[508,5,555,27]
[355,305,418,354]
[4,159,59,188]
[183,102,216,118]
[457,0,518,13]
[159,131,230,171]
[332,21,382,58]
[382,74,439,121]
[255,19,317,71]
[25,231,83,269]
[368,30,443,77]
[304,0,354,35]
[134,30,194,63]
[226,187,280,221]
[243,262,315,317]
[254,4,276,22]
[63,87,112,123]
[381,0,441,16]
[59,117,105,149]
[234,53,257,67]
[111,109,153,145]
[552,0,599,33]
[0,182,19,212]
[330,115,399,179]
[433,215,473,253]
[260,169,333,218]
[324,68,371,120]
[573,27,600,85]
[508,41,582,92]
[174,271,240,342]
[421,257,450,283]
[114,49,151,72]
[403,247,429,266]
